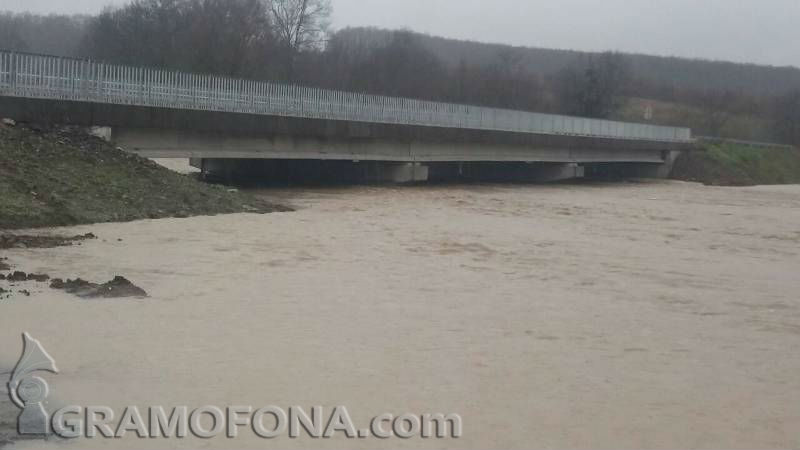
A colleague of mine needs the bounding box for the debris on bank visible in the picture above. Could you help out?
[0,247,146,299]
[5,271,50,282]
[50,276,147,299]
[0,269,44,299]
[0,233,96,249]
[6,271,29,282]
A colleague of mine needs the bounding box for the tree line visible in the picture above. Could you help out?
[1,2,798,145]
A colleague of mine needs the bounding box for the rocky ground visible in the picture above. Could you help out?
[0,232,147,301]
[0,120,289,229]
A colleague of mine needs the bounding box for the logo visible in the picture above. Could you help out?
[5,333,461,440]
[7,333,59,435]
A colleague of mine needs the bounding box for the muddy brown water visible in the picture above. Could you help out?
[1,180,799,449]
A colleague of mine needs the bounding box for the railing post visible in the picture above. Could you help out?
[9,52,18,94]
[81,60,88,100]
[97,63,103,101]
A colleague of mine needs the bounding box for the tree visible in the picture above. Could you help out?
[346,31,447,99]
[0,12,91,56]
[81,0,278,78]
[467,50,545,111]
[81,0,191,68]
[696,89,736,136]
[773,91,800,146]
[268,0,332,80]
[0,14,28,52]
[184,0,276,77]
[555,52,631,118]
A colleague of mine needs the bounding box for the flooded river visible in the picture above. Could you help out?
[2,180,800,449]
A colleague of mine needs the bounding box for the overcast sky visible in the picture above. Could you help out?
[2,0,798,68]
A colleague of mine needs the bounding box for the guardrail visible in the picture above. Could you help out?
[0,51,692,143]
[695,136,796,150]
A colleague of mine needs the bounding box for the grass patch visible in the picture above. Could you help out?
[672,142,800,186]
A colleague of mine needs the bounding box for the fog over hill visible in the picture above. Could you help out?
[334,27,800,97]
[1,4,799,145]
[6,0,800,68]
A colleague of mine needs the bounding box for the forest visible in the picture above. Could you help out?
[1,0,799,145]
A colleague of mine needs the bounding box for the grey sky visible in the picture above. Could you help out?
[2,0,798,68]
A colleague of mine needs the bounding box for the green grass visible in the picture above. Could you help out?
[617,97,775,142]
[708,144,800,184]
[672,142,800,186]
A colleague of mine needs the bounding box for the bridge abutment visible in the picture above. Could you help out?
[583,151,683,180]
[363,162,429,183]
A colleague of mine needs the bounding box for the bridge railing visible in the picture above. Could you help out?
[0,51,692,143]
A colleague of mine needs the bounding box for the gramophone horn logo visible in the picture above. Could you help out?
[7,333,59,435]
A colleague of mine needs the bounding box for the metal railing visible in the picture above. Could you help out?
[0,51,692,143]
[696,136,796,150]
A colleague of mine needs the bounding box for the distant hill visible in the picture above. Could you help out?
[5,10,799,98]
[2,11,797,143]
[0,12,90,58]
[333,27,800,97]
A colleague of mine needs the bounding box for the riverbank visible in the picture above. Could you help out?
[672,141,800,186]
[0,122,288,230]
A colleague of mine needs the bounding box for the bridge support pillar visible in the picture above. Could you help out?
[529,163,585,183]
[437,162,585,183]
[584,151,682,180]
[629,150,682,178]
[364,162,429,184]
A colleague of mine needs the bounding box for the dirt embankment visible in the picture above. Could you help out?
[672,142,800,186]
[0,121,289,229]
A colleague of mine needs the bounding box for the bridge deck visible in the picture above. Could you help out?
[0,51,691,144]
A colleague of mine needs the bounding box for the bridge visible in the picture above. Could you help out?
[0,51,694,183]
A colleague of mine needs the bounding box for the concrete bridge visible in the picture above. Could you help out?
[0,51,694,183]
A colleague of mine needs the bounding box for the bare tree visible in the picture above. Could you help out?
[186,0,276,77]
[268,0,331,80]
[555,52,631,119]
[81,0,279,78]
[0,14,28,52]
[773,90,800,146]
[697,90,735,136]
